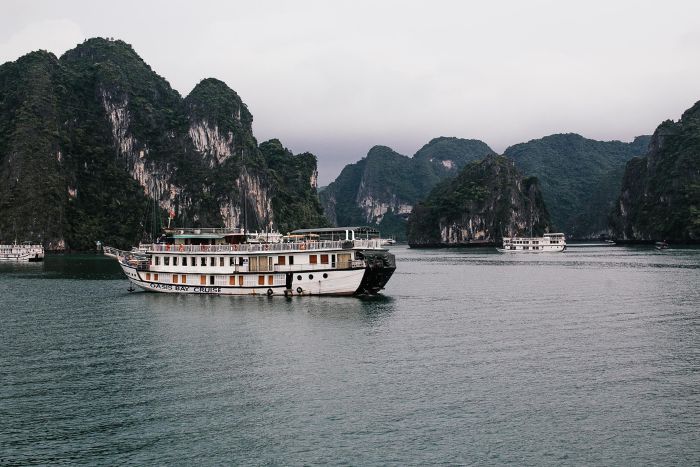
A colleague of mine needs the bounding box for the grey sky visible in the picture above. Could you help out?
[3,0,699,185]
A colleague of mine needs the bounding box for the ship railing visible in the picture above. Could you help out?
[148,239,384,253]
[165,227,244,235]
[104,246,149,267]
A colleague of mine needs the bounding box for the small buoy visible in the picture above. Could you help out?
[267,288,273,296]
[296,287,303,294]
[127,285,135,292]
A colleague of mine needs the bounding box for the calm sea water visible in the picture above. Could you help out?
[1,246,699,465]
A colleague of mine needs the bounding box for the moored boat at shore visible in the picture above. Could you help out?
[105,226,396,296]
[497,233,566,253]
[0,242,44,262]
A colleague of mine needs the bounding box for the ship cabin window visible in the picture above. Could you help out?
[210,257,215,267]
[192,256,196,266]
[201,257,206,267]
[173,275,178,284]
[219,257,224,267]
[238,276,243,286]
[154,273,159,281]
[164,256,170,266]
[146,273,151,281]
[338,253,352,268]
[229,276,236,285]
[249,256,272,272]
[278,255,286,266]
[320,254,329,265]
[268,275,274,285]
[289,255,294,265]
[155,256,160,266]
[182,257,187,266]
[200,274,206,285]
[258,275,265,285]
[230,257,236,267]
[239,257,244,266]
[173,256,178,266]
[309,255,318,264]
[209,275,215,285]
[181,275,187,283]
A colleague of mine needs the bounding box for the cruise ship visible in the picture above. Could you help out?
[497,233,566,253]
[105,226,396,296]
[0,242,44,262]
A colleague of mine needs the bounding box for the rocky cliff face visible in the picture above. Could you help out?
[0,38,327,249]
[320,137,495,240]
[0,51,67,249]
[611,100,700,242]
[503,133,650,238]
[407,155,550,246]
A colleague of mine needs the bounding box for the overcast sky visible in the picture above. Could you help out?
[3,0,699,184]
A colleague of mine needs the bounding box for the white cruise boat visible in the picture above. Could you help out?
[497,233,566,253]
[0,242,44,262]
[105,226,396,296]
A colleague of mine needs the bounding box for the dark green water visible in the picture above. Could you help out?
[1,246,699,465]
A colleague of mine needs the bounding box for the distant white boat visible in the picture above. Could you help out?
[381,238,396,246]
[0,242,44,262]
[497,233,566,253]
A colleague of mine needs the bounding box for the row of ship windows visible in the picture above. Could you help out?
[145,272,286,286]
[154,255,283,267]
[152,254,348,267]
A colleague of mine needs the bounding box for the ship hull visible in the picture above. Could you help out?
[119,262,390,296]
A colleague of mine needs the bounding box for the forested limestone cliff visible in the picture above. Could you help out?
[0,38,326,249]
[407,155,550,246]
[320,137,495,240]
[612,100,700,242]
[503,133,650,238]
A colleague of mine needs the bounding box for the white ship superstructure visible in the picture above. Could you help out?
[106,226,396,296]
[498,233,566,253]
[0,243,44,262]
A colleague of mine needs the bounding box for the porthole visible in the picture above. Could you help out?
[297,275,302,281]
[308,274,314,280]
[323,273,328,279]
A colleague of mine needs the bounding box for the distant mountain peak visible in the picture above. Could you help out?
[366,145,400,158]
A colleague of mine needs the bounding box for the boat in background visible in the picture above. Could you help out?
[0,242,44,262]
[655,241,669,250]
[497,233,566,253]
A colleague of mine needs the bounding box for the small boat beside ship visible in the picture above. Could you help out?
[105,226,396,296]
[497,233,566,253]
[0,242,44,262]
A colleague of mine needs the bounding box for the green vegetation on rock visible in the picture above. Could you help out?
[320,137,495,240]
[612,101,700,242]
[504,133,650,238]
[0,38,327,249]
[407,155,550,246]
[260,139,330,233]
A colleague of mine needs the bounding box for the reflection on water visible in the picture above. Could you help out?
[1,246,698,465]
